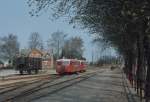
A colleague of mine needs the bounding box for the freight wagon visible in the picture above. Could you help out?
[15,57,42,75]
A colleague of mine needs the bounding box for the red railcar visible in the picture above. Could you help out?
[56,59,87,74]
[79,60,87,72]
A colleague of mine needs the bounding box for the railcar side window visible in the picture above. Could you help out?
[62,61,70,65]
[76,61,80,65]
[57,62,62,65]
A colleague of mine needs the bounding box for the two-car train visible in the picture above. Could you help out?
[56,59,87,74]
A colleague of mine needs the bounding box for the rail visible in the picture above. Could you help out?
[1,70,102,102]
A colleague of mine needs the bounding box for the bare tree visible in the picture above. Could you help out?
[0,34,19,64]
[28,32,43,50]
[62,36,84,59]
[47,31,67,59]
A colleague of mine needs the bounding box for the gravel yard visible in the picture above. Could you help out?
[0,69,19,77]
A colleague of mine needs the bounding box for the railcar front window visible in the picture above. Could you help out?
[62,61,70,65]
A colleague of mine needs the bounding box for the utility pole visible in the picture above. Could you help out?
[57,40,60,60]
[50,49,54,69]
[92,47,94,65]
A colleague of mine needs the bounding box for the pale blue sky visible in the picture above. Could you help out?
[0,0,95,61]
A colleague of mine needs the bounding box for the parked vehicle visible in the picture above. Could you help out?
[56,59,87,74]
[15,57,42,75]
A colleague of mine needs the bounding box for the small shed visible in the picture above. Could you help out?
[28,49,53,69]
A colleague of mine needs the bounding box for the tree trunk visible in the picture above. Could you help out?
[136,33,145,99]
[143,35,150,102]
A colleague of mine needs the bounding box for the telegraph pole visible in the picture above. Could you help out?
[51,49,54,69]
[57,40,60,59]
[92,47,94,65]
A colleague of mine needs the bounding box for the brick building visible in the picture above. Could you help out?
[28,49,53,69]
[28,49,43,58]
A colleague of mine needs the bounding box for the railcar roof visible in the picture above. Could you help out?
[78,60,86,62]
[56,59,77,62]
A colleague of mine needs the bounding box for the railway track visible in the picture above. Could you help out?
[0,74,62,100]
[0,73,53,81]
[0,70,102,102]
[0,74,51,89]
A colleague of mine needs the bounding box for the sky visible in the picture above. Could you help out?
[0,0,95,61]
